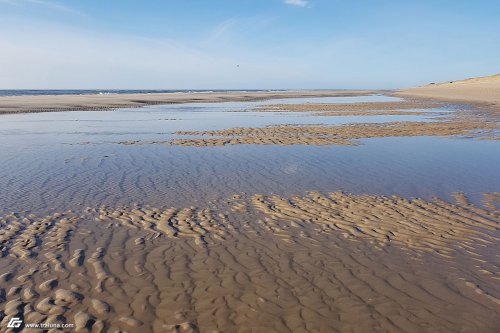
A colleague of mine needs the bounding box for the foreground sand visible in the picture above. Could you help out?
[397,74,500,108]
[0,90,376,114]
[0,192,499,332]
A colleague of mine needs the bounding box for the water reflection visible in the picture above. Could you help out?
[0,95,498,214]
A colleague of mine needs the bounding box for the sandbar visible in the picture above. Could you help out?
[0,90,377,114]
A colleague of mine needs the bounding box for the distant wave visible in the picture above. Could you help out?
[0,89,288,97]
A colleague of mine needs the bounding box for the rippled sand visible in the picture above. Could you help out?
[118,120,498,147]
[254,100,441,112]
[0,192,499,332]
[1,92,499,332]
[115,99,498,147]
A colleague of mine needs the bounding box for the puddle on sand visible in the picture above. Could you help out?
[0,94,499,333]
[0,95,498,214]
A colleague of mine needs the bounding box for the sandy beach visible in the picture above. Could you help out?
[0,90,376,114]
[1,0,499,330]
[0,82,499,332]
[118,98,499,147]
[397,74,500,109]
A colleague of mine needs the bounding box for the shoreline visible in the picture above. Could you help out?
[0,90,379,114]
[1,74,498,115]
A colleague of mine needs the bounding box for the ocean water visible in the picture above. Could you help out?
[0,95,498,215]
[0,89,286,97]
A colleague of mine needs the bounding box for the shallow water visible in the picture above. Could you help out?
[0,95,498,215]
[1,94,499,333]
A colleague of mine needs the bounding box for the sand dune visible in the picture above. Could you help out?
[0,192,498,332]
[398,74,500,107]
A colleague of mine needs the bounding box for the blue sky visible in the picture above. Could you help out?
[0,0,499,89]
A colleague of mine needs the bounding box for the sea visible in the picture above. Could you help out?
[0,89,285,97]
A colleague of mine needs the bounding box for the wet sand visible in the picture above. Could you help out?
[0,90,376,114]
[0,192,498,332]
[253,100,441,112]
[114,97,497,147]
[165,121,498,146]
[118,102,498,147]
[249,100,440,117]
[1,86,499,332]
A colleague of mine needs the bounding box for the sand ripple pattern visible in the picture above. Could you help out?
[114,100,498,147]
[254,100,441,112]
[252,191,499,255]
[236,101,442,117]
[0,192,499,332]
[93,206,232,246]
[162,120,499,147]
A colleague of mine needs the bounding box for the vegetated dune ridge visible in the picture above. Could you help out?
[0,192,499,332]
[0,90,376,114]
[397,74,500,108]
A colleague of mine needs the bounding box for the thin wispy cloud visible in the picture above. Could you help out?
[0,0,85,17]
[0,20,282,89]
[284,0,308,7]
[0,1,497,88]
[204,16,276,46]
[205,19,238,44]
